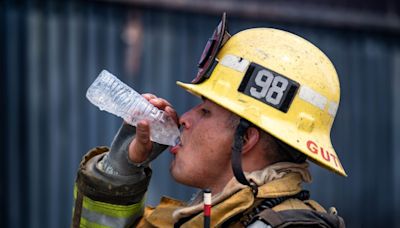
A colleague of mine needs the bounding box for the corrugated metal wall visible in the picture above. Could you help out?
[1,1,399,227]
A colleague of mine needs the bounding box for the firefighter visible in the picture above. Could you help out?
[72,14,346,227]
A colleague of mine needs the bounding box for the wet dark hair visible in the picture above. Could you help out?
[274,138,307,163]
[257,130,306,164]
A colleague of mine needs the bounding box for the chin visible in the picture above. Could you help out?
[169,162,181,181]
[171,172,186,185]
[170,168,194,186]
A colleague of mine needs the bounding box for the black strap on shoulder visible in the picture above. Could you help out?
[222,190,310,227]
[232,118,257,193]
[255,208,346,228]
[240,190,310,226]
[72,189,84,227]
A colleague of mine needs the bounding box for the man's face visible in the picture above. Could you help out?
[169,99,236,189]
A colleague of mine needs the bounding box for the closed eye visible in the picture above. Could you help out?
[201,108,210,116]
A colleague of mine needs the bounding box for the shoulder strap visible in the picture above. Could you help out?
[255,208,345,228]
[304,199,327,213]
[222,190,310,227]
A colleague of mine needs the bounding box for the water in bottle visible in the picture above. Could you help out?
[86,70,180,146]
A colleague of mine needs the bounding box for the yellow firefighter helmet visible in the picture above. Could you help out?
[177,14,346,176]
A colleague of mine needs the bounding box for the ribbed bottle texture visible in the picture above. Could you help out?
[86,70,180,146]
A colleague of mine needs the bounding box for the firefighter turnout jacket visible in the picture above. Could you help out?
[72,147,344,227]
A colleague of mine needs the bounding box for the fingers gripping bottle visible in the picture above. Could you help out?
[86,70,180,146]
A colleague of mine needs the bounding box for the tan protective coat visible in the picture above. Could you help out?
[137,173,325,227]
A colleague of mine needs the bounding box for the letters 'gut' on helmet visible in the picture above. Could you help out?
[177,14,346,176]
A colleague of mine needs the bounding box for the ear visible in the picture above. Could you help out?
[241,127,260,154]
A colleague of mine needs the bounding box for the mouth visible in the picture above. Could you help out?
[170,137,183,155]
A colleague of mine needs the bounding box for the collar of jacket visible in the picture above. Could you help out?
[144,172,303,227]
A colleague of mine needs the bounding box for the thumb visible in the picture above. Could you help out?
[128,120,153,163]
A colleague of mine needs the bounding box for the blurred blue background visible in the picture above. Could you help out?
[1,0,400,227]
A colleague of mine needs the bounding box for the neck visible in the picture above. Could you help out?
[205,172,234,196]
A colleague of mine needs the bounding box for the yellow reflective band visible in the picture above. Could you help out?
[81,207,140,227]
[74,185,145,219]
[80,217,111,228]
[82,194,144,218]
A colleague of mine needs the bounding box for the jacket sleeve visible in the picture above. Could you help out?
[71,146,152,228]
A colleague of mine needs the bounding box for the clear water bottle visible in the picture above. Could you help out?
[86,70,180,146]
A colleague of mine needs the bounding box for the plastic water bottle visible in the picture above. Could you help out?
[86,70,180,146]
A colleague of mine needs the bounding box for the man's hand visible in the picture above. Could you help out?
[128,93,179,163]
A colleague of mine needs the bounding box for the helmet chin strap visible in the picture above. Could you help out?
[231,118,258,195]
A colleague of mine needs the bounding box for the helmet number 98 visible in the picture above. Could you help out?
[250,69,288,105]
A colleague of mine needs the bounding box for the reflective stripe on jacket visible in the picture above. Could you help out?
[72,147,151,227]
[73,185,145,227]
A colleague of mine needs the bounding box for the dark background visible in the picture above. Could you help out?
[1,0,399,227]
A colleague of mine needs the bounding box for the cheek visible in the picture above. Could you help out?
[180,122,234,165]
[172,126,234,186]
[180,132,217,169]
[199,127,233,160]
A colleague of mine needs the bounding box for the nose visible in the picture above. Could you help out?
[179,108,194,129]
